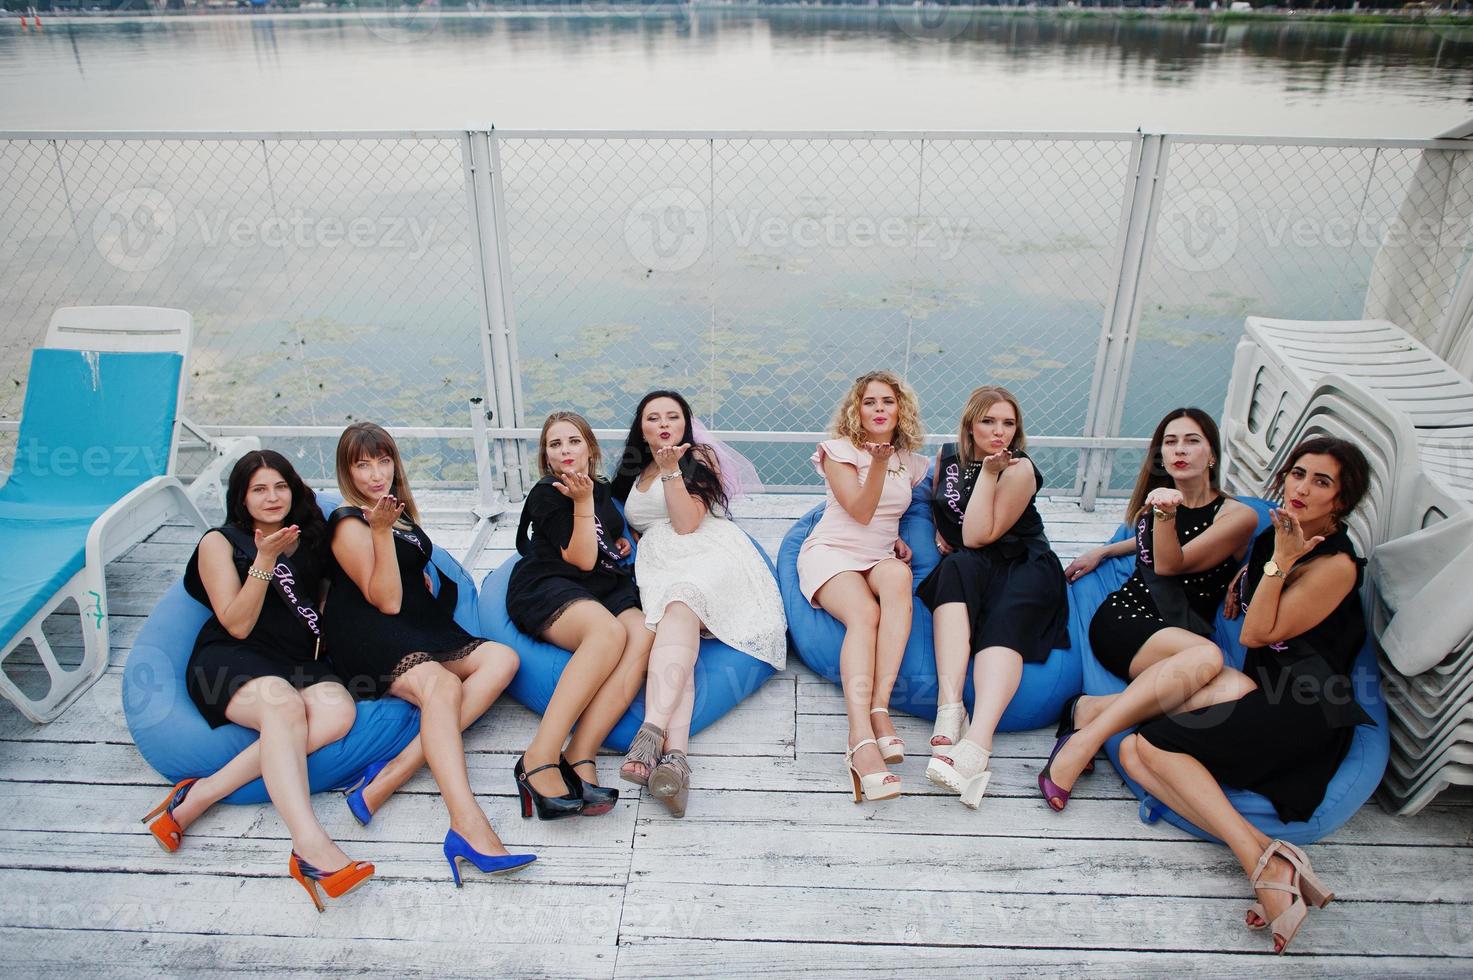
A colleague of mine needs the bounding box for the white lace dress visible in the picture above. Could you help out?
[623,478,788,670]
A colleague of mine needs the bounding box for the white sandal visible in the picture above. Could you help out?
[870,707,905,764]
[925,738,991,809]
[845,738,901,803]
[930,701,968,757]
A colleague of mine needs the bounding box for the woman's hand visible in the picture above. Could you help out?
[935,531,954,556]
[615,536,632,558]
[1223,565,1247,620]
[363,494,404,532]
[253,524,299,564]
[1145,487,1184,518]
[553,470,596,503]
[981,449,1020,475]
[1269,507,1324,569]
[862,442,897,465]
[894,537,912,565]
[1064,549,1100,583]
[654,443,690,476]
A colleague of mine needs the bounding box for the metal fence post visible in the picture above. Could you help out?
[462,129,528,501]
[1078,132,1169,510]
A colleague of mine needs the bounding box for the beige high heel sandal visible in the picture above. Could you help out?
[1249,840,1314,954]
[925,738,991,808]
[870,707,904,764]
[929,701,968,757]
[846,738,901,803]
[1247,839,1335,930]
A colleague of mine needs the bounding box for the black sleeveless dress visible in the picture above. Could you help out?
[184,528,339,729]
[505,476,640,637]
[915,446,1069,663]
[1089,496,1241,681]
[323,508,486,701]
[1137,528,1372,822]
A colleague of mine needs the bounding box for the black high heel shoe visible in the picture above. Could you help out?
[514,755,584,820]
[560,756,619,817]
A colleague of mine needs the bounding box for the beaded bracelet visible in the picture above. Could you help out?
[247,565,274,582]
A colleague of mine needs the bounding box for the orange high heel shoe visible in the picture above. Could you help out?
[140,778,200,853]
[288,852,375,912]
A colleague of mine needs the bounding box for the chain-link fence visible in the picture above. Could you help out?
[2,130,1469,499]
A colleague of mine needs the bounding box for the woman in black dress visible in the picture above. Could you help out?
[1119,436,1372,954]
[325,422,534,882]
[506,412,653,819]
[919,386,1069,808]
[140,450,373,911]
[1041,408,1258,811]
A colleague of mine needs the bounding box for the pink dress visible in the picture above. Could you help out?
[796,438,930,606]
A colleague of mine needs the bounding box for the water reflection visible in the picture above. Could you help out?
[0,11,1467,134]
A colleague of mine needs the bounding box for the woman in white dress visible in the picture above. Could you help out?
[611,390,788,817]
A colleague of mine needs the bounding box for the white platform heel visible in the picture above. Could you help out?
[846,738,901,802]
[870,707,905,764]
[926,738,991,809]
[929,701,968,757]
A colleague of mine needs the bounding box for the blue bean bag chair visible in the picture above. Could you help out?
[776,471,1082,731]
[1074,496,1389,845]
[123,494,480,804]
[479,514,783,752]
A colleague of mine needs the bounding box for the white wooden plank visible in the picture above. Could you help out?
[614,939,1469,979]
[0,928,616,980]
[0,868,626,946]
[618,880,1473,957]
[628,822,1469,904]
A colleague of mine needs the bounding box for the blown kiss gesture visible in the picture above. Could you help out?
[553,470,596,503]
[363,494,405,531]
[1269,507,1325,570]
[654,442,690,476]
[253,524,300,563]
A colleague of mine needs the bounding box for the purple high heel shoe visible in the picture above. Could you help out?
[1038,731,1078,812]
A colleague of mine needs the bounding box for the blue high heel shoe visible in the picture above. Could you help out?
[342,760,388,827]
[443,829,536,887]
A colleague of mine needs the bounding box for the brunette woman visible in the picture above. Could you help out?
[1040,408,1258,811]
[919,386,1069,807]
[611,391,787,818]
[141,450,372,911]
[325,422,534,885]
[1119,436,1372,954]
[506,411,654,819]
[796,371,929,802]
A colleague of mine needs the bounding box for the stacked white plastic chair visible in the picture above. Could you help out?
[1221,316,1473,814]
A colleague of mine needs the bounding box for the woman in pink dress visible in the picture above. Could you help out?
[797,371,929,802]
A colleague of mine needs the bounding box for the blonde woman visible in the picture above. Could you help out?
[506,412,653,820]
[325,422,534,884]
[796,371,929,802]
[918,386,1069,808]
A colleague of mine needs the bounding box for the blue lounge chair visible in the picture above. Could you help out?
[0,312,215,722]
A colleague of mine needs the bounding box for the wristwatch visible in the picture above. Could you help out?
[1263,560,1287,580]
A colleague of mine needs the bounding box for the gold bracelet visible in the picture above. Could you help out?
[1152,507,1175,522]
[247,565,274,582]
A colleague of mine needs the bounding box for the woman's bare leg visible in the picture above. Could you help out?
[171,680,355,831]
[565,607,656,781]
[524,602,626,798]
[962,647,1023,752]
[358,641,519,816]
[816,571,889,780]
[635,602,701,769]
[864,559,912,746]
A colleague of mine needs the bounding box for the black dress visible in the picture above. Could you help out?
[1089,496,1241,681]
[323,508,485,701]
[184,528,340,729]
[915,446,1069,663]
[505,477,640,637]
[1137,528,1372,822]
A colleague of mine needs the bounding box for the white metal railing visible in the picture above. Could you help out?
[2,128,1469,509]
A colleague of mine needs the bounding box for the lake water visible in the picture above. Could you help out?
[2,9,1469,136]
[2,10,1469,488]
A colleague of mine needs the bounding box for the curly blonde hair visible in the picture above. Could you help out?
[831,371,923,454]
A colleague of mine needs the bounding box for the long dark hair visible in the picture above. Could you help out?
[225,450,327,558]
[1125,407,1226,522]
[610,389,729,514]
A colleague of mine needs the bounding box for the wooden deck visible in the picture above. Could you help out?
[2,493,1471,977]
